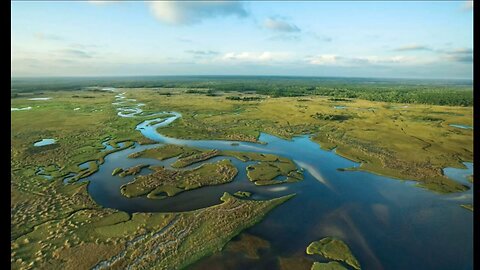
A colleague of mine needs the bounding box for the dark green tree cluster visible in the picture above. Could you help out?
[311,113,352,121]
[225,96,264,101]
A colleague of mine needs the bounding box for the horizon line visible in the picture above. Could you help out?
[10,74,473,82]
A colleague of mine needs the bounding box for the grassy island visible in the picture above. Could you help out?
[234,191,252,198]
[117,164,149,177]
[306,237,361,270]
[246,159,303,185]
[129,144,304,186]
[120,159,238,199]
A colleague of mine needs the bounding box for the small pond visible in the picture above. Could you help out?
[33,138,56,147]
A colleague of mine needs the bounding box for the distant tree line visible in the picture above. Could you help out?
[225,96,264,101]
[11,76,473,106]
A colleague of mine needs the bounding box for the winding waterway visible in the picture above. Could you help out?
[74,90,472,270]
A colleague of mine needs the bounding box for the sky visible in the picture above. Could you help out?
[11,1,473,79]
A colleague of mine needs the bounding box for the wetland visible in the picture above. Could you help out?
[11,81,473,270]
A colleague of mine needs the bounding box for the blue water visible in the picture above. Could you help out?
[444,162,473,186]
[33,138,56,147]
[449,124,473,130]
[64,90,473,270]
[442,162,474,203]
[35,167,53,180]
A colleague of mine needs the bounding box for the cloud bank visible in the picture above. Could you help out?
[263,17,300,32]
[394,44,432,51]
[308,54,420,66]
[221,51,292,62]
[442,48,473,62]
[148,1,248,25]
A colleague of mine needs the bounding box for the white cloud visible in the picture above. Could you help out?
[88,0,121,5]
[263,17,300,32]
[219,51,293,63]
[450,48,473,54]
[354,56,412,64]
[309,55,340,65]
[185,50,219,58]
[394,44,432,51]
[440,48,473,62]
[148,1,248,25]
[308,54,421,66]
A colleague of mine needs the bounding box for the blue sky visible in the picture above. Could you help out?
[11,1,473,79]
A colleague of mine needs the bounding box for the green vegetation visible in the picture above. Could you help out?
[306,237,361,270]
[10,83,473,268]
[311,261,347,270]
[130,144,304,186]
[22,87,468,194]
[221,151,280,162]
[172,149,221,168]
[10,89,301,269]
[311,113,353,121]
[329,98,353,102]
[12,76,473,106]
[226,96,265,101]
[11,192,294,269]
[120,159,238,199]
[246,159,303,185]
[120,89,470,193]
[112,167,123,176]
[12,207,129,270]
[128,144,220,168]
[234,191,252,198]
[117,164,149,177]
[103,192,295,269]
[468,175,473,183]
[411,115,443,122]
[11,91,151,242]
[128,144,198,160]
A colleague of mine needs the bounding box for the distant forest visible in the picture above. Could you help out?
[11,76,473,106]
